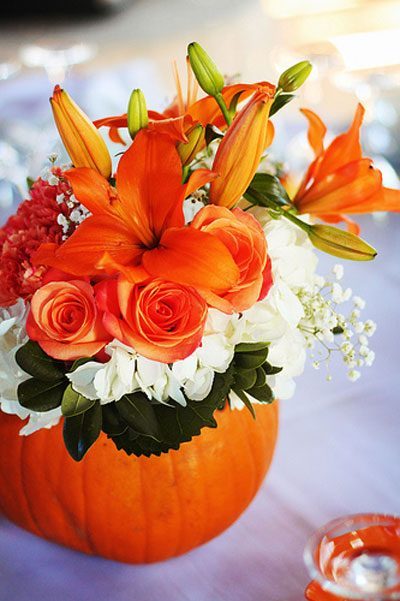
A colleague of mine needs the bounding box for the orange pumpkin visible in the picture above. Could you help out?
[0,402,278,563]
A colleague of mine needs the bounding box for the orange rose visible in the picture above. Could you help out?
[27,279,111,360]
[99,278,208,363]
[191,205,272,312]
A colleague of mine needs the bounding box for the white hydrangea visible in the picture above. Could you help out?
[0,300,62,435]
[67,340,187,407]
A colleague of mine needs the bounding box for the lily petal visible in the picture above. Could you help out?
[184,168,219,198]
[316,103,364,180]
[53,215,143,276]
[300,107,327,157]
[116,129,185,247]
[65,167,119,216]
[297,159,382,214]
[142,227,240,292]
[316,214,361,235]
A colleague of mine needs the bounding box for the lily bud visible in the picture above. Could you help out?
[209,87,274,209]
[187,42,224,97]
[50,86,112,179]
[278,60,312,93]
[177,124,205,165]
[308,224,377,261]
[127,88,148,140]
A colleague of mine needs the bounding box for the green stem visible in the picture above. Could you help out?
[246,187,311,234]
[280,208,311,233]
[215,93,232,126]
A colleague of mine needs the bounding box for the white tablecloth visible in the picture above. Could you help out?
[1,215,399,601]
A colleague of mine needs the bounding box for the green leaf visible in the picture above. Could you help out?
[235,348,269,370]
[18,378,67,412]
[26,176,35,190]
[116,393,163,441]
[61,384,96,417]
[254,366,267,388]
[246,173,292,208]
[262,363,283,376]
[109,365,235,458]
[232,390,256,418]
[102,404,129,437]
[234,369,257,391]
[63,402,102,461]
[246,383,274,403]
[269,93,295,117]
[16,341,65,382]
[235,342,269,353]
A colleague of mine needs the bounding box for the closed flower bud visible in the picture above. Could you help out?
[308,225,377,261]
[187,42,225,97]
[127,88,149,139]
[209,87,275,209]
[177,123,205,165]
[50,86,112,178]
[278,60,312,92]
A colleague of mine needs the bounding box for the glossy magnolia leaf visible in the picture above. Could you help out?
[262,363,283,376]
[109,366,235,458]
[61,384,96,418]
[246,383,274,403]
[63,402,102,462]
[235,347,269,370]
[18,378,67,412]
[102,404,129,437]
[254,366,267,388]
[234,368,257,391]
[235,342,269,353]
[116,393,163,441]
[269,93,295,117]
[246,173,292,208]
[16,341,65,382]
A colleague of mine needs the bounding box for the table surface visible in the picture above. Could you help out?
[1,72,399,600]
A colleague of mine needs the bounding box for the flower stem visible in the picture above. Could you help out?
[215,93,232,126]
[245,187,311,234]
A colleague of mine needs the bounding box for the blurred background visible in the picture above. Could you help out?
[1,0,400,221]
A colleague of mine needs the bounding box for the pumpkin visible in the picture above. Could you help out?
[0,402,278,563]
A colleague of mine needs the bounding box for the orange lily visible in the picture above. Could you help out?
[209,85,275,209]
[50,86,112,178]
[294,103,400,233]
[34,129,241,308]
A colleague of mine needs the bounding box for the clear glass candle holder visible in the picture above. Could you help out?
[304,514,400,600]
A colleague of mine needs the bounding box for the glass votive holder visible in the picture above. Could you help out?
[304,513,400,600]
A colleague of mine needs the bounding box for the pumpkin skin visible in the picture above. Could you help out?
[0,402,278,563]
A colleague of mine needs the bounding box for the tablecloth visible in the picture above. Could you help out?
[0,68,399,599]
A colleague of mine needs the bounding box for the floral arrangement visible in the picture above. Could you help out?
[0,43,398,461]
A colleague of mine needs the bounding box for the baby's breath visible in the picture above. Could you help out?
[297,263,376,382]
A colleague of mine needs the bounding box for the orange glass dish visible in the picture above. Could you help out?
[304,514,400,600]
